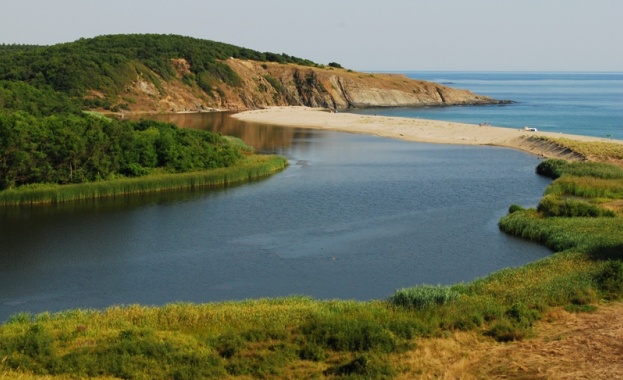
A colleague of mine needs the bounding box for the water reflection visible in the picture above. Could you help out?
[128,112,314,153]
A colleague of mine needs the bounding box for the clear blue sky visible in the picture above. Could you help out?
[1,0,621,72]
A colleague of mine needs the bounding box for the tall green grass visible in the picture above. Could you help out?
[388,285,460,310]
[0,155,287,206]
[545,176,623,199]
[537,195,616,217]
[536,158,623,180]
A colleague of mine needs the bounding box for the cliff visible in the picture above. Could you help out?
[0,34,505,114]
[120,58,504,113]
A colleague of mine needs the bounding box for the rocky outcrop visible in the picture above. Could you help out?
[116,58,506,113]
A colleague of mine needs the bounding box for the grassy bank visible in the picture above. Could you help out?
[1,159,622,379]
[0,155,287,206]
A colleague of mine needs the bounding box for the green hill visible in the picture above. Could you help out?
[0,34,317,109]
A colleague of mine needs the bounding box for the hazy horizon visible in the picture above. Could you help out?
[1,0,621,72]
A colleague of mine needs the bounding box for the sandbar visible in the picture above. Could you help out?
[232,106,622,160]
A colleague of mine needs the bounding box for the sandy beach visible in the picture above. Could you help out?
[233,106,622,160]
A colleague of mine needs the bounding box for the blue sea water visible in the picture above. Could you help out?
[351,72,623,140]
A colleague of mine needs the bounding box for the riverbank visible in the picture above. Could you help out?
[2,146,622,379]
[0,155,287,206]
[232,106,623,161]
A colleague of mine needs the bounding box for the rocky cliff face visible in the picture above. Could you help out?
[119,59,504,113]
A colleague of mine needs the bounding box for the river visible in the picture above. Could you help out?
[0,113,552,321]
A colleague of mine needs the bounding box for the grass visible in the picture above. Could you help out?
[530,136,623,162]
[1,158,623,379]
[552,137,623,160]
[0,155,287,206]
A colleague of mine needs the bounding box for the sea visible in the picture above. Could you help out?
[349,71,623,140]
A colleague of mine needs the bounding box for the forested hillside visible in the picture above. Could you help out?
[0,34,317,111]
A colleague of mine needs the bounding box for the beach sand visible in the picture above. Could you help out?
[233,106,622,160]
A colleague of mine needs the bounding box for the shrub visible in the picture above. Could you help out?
[263,75,283,93]
[595,260,623,299]
[505,303,541,327]
[508,204,525,214]
[536,159,569,179]
[485,319,526,342]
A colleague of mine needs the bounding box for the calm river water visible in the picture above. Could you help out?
[0,113,553,321]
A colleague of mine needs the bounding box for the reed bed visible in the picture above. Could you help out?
[537,158,623,179]
[545,176,623,199]
[0,155,287,206]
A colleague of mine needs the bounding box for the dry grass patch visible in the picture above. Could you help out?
[537,136,623,165]
[466,302,623,379]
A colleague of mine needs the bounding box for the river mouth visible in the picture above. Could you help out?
[0,114,552,321]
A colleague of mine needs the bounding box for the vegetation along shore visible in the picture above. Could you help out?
[1,34,623,378]
[0,110,287,205]
[1,153,623,378]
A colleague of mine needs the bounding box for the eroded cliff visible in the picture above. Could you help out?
[118,59,504,113]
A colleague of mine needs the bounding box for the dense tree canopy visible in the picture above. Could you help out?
[0,112,243,190]
[0,81,81,116]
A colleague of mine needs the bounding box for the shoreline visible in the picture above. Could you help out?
[0,155,287,206]
[232,106,622,160]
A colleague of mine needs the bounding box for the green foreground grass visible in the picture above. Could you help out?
[1,158,623,379]
[0,155,288,206]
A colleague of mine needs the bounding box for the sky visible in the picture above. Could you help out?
[1,0,621,72]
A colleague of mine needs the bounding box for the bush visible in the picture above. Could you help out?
[263,75,283,93]
[508,204,525,214]
[595,260,623,299]
[536,159,568,179]
[485,319,526,342]
[505,303,541,327]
